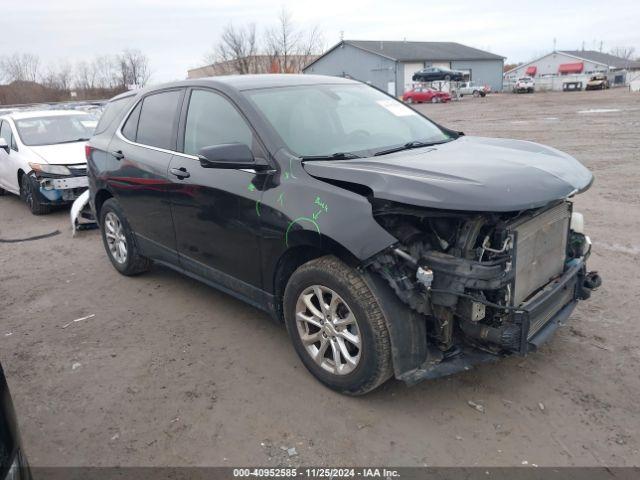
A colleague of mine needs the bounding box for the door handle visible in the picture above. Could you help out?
[111,150,124,160]
[170,167,190,179]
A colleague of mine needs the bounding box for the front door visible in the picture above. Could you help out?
[168,88,266,301]
[107,88,184,260]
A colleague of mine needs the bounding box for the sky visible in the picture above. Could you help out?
[2,0,639,83]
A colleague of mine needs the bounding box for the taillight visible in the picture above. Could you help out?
[85,145,93,161]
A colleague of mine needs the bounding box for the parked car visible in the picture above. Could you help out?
[0,362,32,480]
[0,110,93,214]
[513,77,535,93]
[412,67,465,82]
[88,75,600,395]
[458,81,490,97]
[403,87,451,104]
[586,74,610,90]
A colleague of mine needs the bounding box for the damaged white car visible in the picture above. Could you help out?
[0,110,92,215]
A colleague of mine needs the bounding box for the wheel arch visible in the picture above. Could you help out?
[93,188,114,220]
[271,233,362,323]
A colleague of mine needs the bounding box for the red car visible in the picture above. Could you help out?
[403,87,451,104]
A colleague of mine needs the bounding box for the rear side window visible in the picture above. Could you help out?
[183,90,253,156]
[135,90,183,150]
[121,102,142,141]
[94,96,134,135]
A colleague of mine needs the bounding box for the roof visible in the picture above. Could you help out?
[130,74,360,96]
[2,110,90,121]
[559,50,640,70]
[304,40,504,70]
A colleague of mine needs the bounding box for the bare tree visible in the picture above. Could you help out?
[42,61,73,91]
[264,7,323,73]
[610,46,636,61]
[116,49,151,88]
[0,53,41,82]
[206,23,259,74]
[75,60,97,90]
[264,7,300,73]
[93,55,118,89]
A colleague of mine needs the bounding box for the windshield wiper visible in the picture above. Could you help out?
[55,138,91,144]
[300,152,362,161]
[374,139,451,157]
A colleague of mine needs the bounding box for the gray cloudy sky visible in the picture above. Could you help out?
[3,0,639,83]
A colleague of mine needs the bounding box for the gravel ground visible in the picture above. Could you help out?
[0,88,639,467]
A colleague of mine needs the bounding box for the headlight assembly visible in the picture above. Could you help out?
[28,162,71,176]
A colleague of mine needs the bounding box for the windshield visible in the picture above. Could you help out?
[15,114,94,146]
[244,83,451,157]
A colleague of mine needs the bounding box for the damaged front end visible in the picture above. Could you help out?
[30,163,89,204]
[366,199,601,384]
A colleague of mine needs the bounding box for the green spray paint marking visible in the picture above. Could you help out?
[247,183,256,192]
[277,192,285,206]
[314,196,328,213]
[255,200,261,217]
[285,217,320,247]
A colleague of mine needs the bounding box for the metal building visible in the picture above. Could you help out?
[504,50,640,89]
[302,40,505,96]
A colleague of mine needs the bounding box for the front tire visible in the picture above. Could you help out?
[283,256,392,395]
[99,198,151,276]
[20,173,51,215]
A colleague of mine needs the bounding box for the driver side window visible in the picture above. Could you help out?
[183,89,253,156]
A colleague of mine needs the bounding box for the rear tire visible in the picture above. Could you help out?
[20,173,51,215]
[405,97,413,104]
[283,255,393,395]
[99,198,151,276]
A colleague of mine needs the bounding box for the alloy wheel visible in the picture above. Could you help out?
[104,212,128,264]
[295,285,361,375]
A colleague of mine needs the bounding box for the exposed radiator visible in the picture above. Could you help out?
[512,203,571,305]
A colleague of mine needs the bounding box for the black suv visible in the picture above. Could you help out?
[87,74,600,395]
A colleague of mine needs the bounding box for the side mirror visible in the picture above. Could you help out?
[0,137,8,153]
[197,143,267,170]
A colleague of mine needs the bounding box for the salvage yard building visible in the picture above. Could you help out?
[302,40,505,96]
[504,50,640,89]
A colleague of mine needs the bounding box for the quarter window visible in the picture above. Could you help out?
[135,90,182,150]
[183,90,253,156]
[121,102,142,141]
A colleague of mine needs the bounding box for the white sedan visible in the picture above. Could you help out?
[0,110,93,214]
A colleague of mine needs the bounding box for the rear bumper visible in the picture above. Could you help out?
[398,258,590,385]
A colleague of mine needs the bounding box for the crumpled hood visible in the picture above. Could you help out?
[303,136,593,212]
[29,141,87,165]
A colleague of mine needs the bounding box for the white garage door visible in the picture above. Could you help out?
[403,62,424,92]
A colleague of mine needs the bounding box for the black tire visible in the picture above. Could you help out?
[283,255,393,395]
[480,91,486,97]
[0,187,5,196]
[99,198,151,276]
[444,75,451,81]
[20,173,51,215]
[473,90,480,98]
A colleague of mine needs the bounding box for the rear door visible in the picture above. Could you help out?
[168,88,267,301]
[107,88,185,261]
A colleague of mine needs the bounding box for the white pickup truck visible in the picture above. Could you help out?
[457,81,490,97]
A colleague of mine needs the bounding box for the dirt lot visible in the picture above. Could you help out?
[1,89,639,467]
